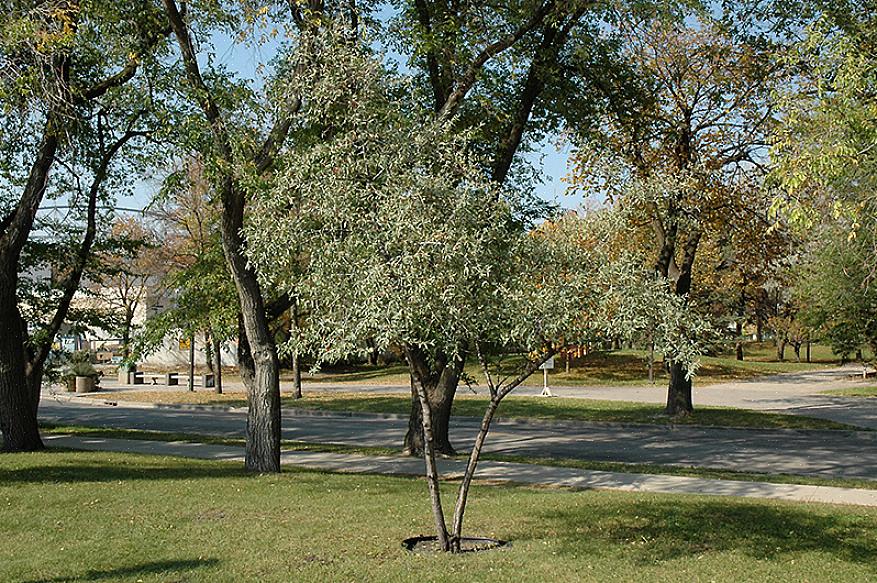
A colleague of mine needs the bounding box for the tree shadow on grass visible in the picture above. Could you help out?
[22,558,220,582]
[514,498,877,569]
[0,453,250,485]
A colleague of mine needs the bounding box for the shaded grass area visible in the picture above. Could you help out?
[92,391,859,431]
[823,386,877,398]
[39,423,877,491]
[2,450,877,582]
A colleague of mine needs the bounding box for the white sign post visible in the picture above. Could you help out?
[539,357,555,397]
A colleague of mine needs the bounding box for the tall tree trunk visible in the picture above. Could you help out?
[735,320,744,361]
[165,0,284,472]
[122,310,134,361]
[292,351,302,399]
[735,286,746,361]
[0,285,43,452]
[403,347,464,456]
[665,362,693,416]
[776,339,787,361]
[665,231,700,417]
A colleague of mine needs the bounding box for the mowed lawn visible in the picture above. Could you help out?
[302,344,837,387]
[131,344,839,391]
[3,451,877,583]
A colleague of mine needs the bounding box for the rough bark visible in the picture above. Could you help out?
[0,284,43,451]
[165,0,291,472]
[665,231,700,417]
[402,346,464,456]
[292,351,302,400]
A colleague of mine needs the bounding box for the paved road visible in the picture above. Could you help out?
[39,398,877,481]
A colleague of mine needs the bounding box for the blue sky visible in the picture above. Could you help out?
[121,19,583,212]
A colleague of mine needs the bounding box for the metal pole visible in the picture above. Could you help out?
[188,334,195,392]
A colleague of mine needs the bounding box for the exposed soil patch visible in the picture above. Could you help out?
[402,535,509,553]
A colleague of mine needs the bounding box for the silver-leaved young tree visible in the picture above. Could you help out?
[246,39,706,552]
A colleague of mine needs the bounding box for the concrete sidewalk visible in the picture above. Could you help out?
[43,434,877,508]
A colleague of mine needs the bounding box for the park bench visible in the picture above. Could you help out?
[129,371,175,385]
[127,371,215,388]
[167,372,216,388]
[848,368,877,380]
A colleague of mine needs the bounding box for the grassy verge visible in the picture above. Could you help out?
[90,391,860,431]
[823,386,877,398]
[40,423,877,491]
[3,450,877,583]
[286,346,834,387]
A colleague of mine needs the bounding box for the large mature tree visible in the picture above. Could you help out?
[0,1,170,451]
[773,0,876,229]
[569,14,782,415]
[160,0,371,471]
[387,0,667,453]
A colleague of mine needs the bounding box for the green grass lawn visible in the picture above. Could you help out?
[127,343,839,391]
[823,386,877,398]
[285,345,833,388]
[96,391,858,431]
[2,450,877,582]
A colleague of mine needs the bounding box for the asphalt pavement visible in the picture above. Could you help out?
[38,396,877,481]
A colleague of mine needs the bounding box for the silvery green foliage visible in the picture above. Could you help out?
[245,31,704,372]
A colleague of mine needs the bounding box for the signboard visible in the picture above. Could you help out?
[539,357,555,370]
[179,337,191,351]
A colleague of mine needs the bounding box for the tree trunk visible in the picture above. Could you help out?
[451,398,499,550]
[664,231,700,417]
[165,0,283,473]
[665,361,693,417]
[408,352,451,552]
[403,348,464,456]
[735,320,744,361]
[776,339,787,361]
[292,351,302,399]
[806,339,811,363]
[212,335,223,394]
[794,343,801,362]
[366,338,379,366]
[0,285,43,451]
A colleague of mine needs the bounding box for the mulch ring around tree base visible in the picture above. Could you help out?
[402,535,510,554]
